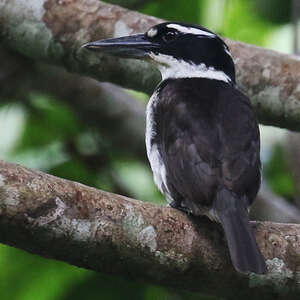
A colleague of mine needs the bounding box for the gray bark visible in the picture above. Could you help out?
[1,0,300,130]
[251,183,300,223]
[0,160,300,298]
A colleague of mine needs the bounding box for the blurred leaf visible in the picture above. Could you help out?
[143,286,172,300]
[49,159,98,186]
[0,244,89,300]
[15,94,81,152]
[96,170,116,192]
[0,103,25,158]
[61,273,147,300]
[221,0,274,46]
[112,159,164,203]
[254,0,292,24]
[9,141,68,171]
[141,0,202,24]
[264,144,296,200]
[75,132,100,156]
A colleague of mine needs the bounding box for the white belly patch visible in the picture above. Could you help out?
[145,92,173,203]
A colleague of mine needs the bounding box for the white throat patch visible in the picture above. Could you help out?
[149,52,231,83]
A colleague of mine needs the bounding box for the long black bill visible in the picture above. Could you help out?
[82,34,159,58]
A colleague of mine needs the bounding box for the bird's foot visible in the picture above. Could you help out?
[168,201,192,214]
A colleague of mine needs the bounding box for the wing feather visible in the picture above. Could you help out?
[153,79,260,213]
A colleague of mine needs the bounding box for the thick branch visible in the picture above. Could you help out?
[1,1,300,130]
[0,160,299,298]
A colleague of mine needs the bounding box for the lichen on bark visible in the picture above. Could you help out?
[0,160,299,297]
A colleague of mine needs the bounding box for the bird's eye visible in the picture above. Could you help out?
[162,31,178,42]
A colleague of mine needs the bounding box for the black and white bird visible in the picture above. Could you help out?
[83,22,267,274]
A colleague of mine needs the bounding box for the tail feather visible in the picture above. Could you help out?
[214,188,267,274]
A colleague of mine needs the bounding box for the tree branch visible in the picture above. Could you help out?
[1,0,300,130]
[0,160,299,297]
[251,182,300,223]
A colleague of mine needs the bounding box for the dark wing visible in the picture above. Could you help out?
[155,79,260,213]
[217,86,261,204]
[155,79,221,210]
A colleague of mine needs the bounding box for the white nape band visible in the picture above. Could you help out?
[166,24,215,37]
[149,53,231,83]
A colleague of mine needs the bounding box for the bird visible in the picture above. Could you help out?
[83,22,267,274]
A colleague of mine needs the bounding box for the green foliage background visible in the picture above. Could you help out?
[0,0,295,299]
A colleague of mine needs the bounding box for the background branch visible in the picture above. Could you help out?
[251,182,300,223]
[1,0,300,130]
[0,160,299,298]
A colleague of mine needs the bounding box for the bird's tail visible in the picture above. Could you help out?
[214,188,267,274]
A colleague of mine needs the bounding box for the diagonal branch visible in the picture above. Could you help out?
[0,160,299,297]
[1,0,300,130]
[252,183,300,223]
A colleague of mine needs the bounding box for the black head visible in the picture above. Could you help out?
[83,22,235,83]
